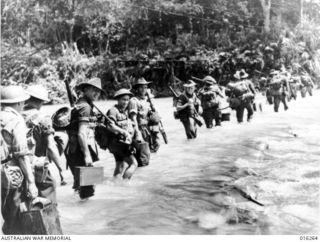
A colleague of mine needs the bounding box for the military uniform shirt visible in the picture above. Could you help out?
[108,105,135,138]
[177,92,200,119]
[128,95,151,126]
[0,107,29,160]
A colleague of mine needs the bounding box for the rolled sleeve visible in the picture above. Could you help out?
[11,121,29,158]
[77,103,92,123]
[107,108,118,123]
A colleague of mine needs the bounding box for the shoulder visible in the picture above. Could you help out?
[74,98,92,117]
[129,96,139,103]
[1,108,27,138]
[1,108,25,130]
[128,97,139,111]
[107,106,119,116]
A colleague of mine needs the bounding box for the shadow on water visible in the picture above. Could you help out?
[42,91,320,235]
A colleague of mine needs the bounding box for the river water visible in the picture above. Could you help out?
[45,91,320,235]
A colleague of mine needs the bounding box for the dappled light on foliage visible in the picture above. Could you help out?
[1,0,320,102]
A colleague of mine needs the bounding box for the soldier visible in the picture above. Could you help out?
[176,80,202,139]
[106,89,138,179]
[269,72,289,112]
[24,85,68,180]
[22,85,67,206]
[227,70,255,123]
[65,78,103,200]
[1,86,38,234]
[198,76,223,128]
[128,78,161,153]
[288,77,298,101]
[300,74,314,97]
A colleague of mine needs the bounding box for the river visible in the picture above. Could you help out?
[44,91,320,235]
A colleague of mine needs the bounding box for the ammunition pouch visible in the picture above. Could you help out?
[148,111,161,126]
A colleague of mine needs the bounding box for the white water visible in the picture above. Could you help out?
[45,91,320,235]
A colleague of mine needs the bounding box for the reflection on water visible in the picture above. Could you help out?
[45,91,320,235]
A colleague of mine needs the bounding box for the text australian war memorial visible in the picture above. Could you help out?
[1,0,320,236]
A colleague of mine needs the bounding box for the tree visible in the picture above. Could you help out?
[259,0,271,33]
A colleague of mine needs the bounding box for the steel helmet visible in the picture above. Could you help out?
[1,86,30,104]
[113,88,133,99]
[76,77,106,95]
[132,77,150,87]
[202,76,217,85]
[26,85,50,102]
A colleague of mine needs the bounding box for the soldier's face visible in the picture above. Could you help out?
[118,95,130,109]
[137,85,148,96]
[186,86,195,95]
[16,101,25,112]
[86,87,101,101]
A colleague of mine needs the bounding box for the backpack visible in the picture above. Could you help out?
[233,81,249,96]
[270,79,282,90]
[0,118,10,162]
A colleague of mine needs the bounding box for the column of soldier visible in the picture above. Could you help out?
[0,65,315,234]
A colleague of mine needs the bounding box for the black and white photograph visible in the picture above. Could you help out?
[0,0,319,238]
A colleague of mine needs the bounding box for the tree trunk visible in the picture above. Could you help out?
[299,0,303,24]
[276,0,283,27]
[259,0,271,33]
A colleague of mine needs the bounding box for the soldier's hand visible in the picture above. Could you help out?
[85,156,93,167]
[28,182,38,199]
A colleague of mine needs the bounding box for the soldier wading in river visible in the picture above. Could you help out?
[106,89,139,179]
[226,70,256,123]
[23,85,67,205]
[176,80,202,139]
[1,86,38,234]
[128,78,161,153]
[198,76,224,129]
[65,78,103,200]
[269,71,289,112]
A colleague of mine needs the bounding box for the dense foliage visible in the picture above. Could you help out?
[1,0,320,101]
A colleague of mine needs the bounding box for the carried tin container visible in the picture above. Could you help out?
[20,202,62,235]
[221,113,231,122]
[75,166,104,186]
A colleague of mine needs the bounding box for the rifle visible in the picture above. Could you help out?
[90,101,132,145]
[191,76,206,84]
[168,85,179,99]
[64,78,75,108]
[168,86,203,127]
[146,91,168,144]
